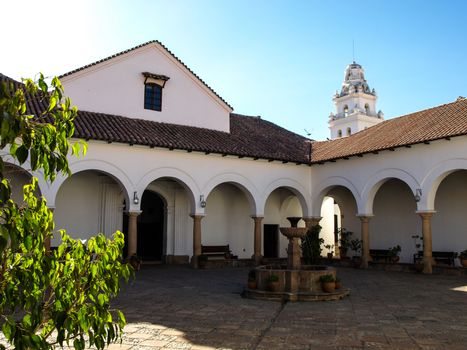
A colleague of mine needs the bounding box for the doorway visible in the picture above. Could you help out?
[263,224,279,258]
[137,191,165,261]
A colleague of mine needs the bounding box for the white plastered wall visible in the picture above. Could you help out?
[61,44,231,132]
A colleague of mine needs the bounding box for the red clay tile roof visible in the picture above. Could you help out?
[311,97,467,163]
[2,73,466,165]
[58,41,233,110]
[0,73,310,164]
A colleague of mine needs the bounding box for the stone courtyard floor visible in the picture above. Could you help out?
[108,265,467,350]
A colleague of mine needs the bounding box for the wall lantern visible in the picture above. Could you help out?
[133,191,139,205]
[200,195,206,208]
[414,189,422,202]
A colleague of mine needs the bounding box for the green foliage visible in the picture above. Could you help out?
[388,245,401,257]
[319,274,335,283]
[267,274,279,283]
[301,224,324,264]
[349,239,362,255]
[338,228,353,251]
[248,269,256,281]
[0,75,131,349]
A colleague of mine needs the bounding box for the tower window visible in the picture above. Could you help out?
[144,83,162,111]
[343,105,349,117]
[338,130,342,138]
[365,103,370,115]
[347,127,351,136]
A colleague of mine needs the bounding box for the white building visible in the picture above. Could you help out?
[2,41,467,274]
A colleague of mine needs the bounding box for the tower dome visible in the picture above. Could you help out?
[328,62,383,139]
[338,61,374,97]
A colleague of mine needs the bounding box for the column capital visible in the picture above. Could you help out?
[190,214,205,220]
[416,210,436,218]
[250,215,264,221]
[127,210,142,217]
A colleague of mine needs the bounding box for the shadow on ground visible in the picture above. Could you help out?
[112,265,467,350]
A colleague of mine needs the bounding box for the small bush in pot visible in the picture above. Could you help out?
[247,269,257,289]
[319,274,336,293]
[459,250,467,267]
[267,274,280,292]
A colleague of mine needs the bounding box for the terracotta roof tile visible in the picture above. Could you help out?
[311,97,467,163]
[1,73,310,164]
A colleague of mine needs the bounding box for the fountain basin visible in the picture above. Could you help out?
[279,227,308,239]
[243,264,350,302]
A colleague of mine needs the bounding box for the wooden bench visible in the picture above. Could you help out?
[413,251,457,266]
[370,249,392,263]
[201,245,232,259]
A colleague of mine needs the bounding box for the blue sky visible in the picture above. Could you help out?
[2,0,466,140]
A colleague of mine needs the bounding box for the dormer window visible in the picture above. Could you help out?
[142,72,170,112]
[144,84,162,111]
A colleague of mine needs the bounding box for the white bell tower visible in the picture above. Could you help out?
[328,62,384,139]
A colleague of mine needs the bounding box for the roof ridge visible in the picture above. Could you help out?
[58,40,233,110]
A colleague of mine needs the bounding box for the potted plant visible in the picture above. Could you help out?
[459,250,467,268]
[388,245,401,263]
[319,274,336,293]
[335,277,342,289]
[267,274,280,292]
[350,239,362,267]
[247,269,257,289]
[128,254,142,271]
[197,254,208,269]
[324,244,335,259]
[338,228,353,259]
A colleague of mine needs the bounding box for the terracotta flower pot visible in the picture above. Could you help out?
[268,281,280,292]
[335,281,342,289]
[321,281,336,293]
[460,258,467,268]
[248,280,257,290]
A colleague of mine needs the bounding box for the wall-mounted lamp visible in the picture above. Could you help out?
[133,191,139,205]
[200,195,206,208]
[414,189,422,202]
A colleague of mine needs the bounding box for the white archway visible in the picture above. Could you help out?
[136,167,198,214]
[421,158,467,211]
[311,176,360,217]
[202,173,259,216]
[260,178,311,217]
[361,168,420,214]
[48,159,133,208]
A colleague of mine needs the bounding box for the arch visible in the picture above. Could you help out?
[202,173,259,216]
[421,158,467,211]
[346,127,351,136]
[361,168,420,214]
[311,176,360,217]
[260,178,311,217]
[48,159,133,208]
[364,103,370,115]
[337,129,342,138]
[136,167,198,214]
[343,105,349,117]
[0,154,49,201]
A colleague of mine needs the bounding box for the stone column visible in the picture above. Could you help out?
[251,216,264,265]
[418,211,435,274]
[127,211,141,257]
[190,214,204,268]
[358,215,372,269]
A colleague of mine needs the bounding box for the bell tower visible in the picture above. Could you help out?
[328,62,384,139]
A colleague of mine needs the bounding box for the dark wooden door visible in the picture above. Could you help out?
[263,224,279,258]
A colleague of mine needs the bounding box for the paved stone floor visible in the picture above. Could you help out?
[2,265,467,349]
[107,265,467,350]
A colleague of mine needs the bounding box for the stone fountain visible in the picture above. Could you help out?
[243,217,349,302]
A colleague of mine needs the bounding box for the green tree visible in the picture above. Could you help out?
[301,224,324,264]
[0,75,131,349]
